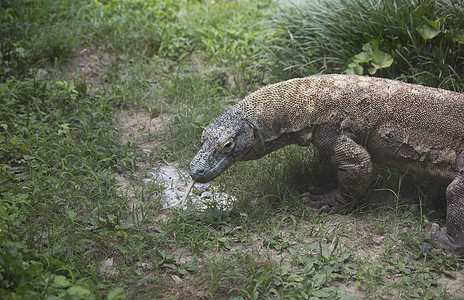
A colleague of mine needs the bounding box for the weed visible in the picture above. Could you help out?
[259,0,464,91]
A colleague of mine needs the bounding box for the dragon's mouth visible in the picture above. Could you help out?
[189,153,234,183]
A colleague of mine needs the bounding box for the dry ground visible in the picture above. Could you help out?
[67,50,464,299]
[118,109,464,299]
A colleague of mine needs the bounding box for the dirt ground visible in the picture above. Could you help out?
[68,50,464,299]
[65,48,114,86]
[117,108,464,299]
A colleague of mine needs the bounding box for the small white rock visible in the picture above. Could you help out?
[145,163,236,210]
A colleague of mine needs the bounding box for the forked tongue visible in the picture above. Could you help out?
[162,178,196,209]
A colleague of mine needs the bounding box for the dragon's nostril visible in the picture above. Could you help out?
[198,169,205,175]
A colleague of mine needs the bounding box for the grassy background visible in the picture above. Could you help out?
[258,0,464,90]
[1,0,463,299]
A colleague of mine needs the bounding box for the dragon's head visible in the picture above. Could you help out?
[189,117,259,183]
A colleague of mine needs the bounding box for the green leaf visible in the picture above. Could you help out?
[53,275,71,288]
[368,66,379,75]
[321,245,329,260]
[371,49,393,68]
[217,237,229,243]
[163,263,177,270]
[312,290,330,298]
[341,250,351,261]
[361,42,373,52]
[452,30,464,44]
[424,16,446,30]
[368,49,393,75]
[416,24,441,40]
[344,63,364,75]
[368,39,379,50]
[67,286,91,297]
[107,287,126,300]
[353,51,371,63]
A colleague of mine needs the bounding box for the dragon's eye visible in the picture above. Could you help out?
[218,138,235,153]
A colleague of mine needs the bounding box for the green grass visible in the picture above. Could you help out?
[258,0,464,90]
[1,0,464,299]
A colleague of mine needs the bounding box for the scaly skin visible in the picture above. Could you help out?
[189,74,464,252]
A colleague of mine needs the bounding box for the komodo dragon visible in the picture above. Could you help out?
[189,74,464,252]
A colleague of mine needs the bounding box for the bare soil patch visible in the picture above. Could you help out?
[118,109,167,152]
[438,272,464,297]
[115,110,168,204]
[65,48,114,86]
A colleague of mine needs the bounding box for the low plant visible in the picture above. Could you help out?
[258,0,464,91]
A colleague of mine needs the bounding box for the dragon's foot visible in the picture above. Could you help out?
[301,187,345,214]
[423,220,464,254]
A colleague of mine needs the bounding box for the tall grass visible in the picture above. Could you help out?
[258,0,464,91]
